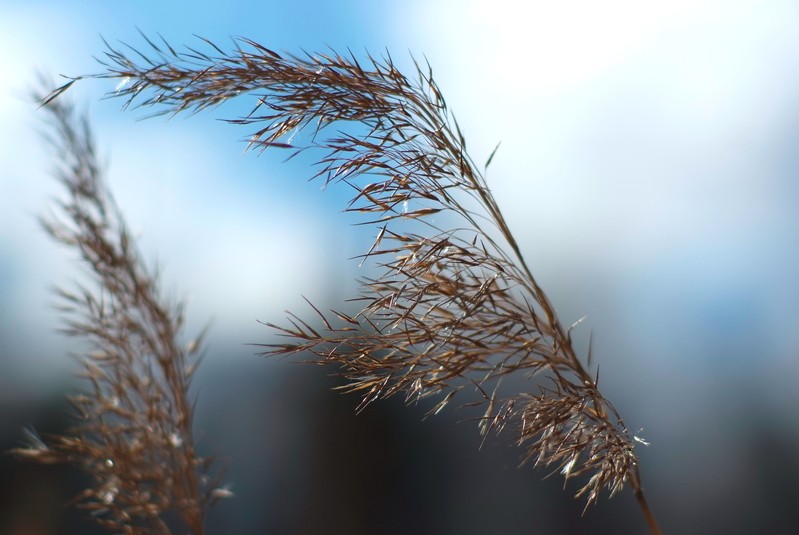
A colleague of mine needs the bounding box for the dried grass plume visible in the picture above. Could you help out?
[11,89,226,535]
[42,34,661,533]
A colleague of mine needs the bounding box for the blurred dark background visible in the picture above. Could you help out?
[3,1,799,533]
[4,356,799,534]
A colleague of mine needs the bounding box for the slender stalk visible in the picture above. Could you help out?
[635,485,662,535]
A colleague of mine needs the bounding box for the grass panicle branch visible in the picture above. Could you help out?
[11,91,227,535]
[46,35,660,533]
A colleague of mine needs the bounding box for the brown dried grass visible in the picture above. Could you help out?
[11,90,227,534]
[37,34,661,533]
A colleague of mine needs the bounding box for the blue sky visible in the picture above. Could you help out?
[3,2,799,524]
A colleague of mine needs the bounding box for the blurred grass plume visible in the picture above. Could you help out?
[11,88,225,534]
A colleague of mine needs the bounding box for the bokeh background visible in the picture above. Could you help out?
[2,1,799,533]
